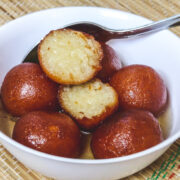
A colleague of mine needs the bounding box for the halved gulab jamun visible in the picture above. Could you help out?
[59,78,119,131]
[38,29,103,85]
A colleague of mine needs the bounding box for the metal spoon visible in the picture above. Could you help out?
[23,14,180,63]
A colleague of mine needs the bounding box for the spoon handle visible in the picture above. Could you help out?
[109,14,180,39]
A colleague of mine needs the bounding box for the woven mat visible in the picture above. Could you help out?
[0,0,180,179]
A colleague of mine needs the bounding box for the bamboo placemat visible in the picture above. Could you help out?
[0,0,180,179]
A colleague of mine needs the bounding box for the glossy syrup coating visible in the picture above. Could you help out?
[110,64,167,116]
[13,111,82,158]
[1,63,59,116]
[91,110,163,159]
[97,43,122,82]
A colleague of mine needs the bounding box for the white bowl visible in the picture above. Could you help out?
[0,7,180,180]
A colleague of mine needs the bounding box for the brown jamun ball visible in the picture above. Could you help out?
[110,64,167,116]
[97,43,122,82]
[1,63,59,116]
[91,110,163,159]
[13,111,81,158]
[38,29,103,85]
[59,79,119,131]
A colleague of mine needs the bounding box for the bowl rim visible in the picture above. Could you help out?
[0,6,180,165]
[0,130,179,164]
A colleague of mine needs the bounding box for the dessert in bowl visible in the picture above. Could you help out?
[0,7,180,180]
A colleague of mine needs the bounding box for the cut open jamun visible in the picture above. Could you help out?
[59,78,119,131]
[38,29,103,85]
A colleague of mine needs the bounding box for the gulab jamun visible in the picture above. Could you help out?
[38,29,103,85]
[97,43,122,82]
[13,111,81,158]
[91,110,163,159]
[1,63,59,116]
[110,64,167,116]
[59,79,119,131]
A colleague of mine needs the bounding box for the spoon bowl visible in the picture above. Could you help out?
[66,15,180,41]
[23,14,180,62]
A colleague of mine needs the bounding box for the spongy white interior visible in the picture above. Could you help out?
[60,79,117,119]
[39,30,101,83]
